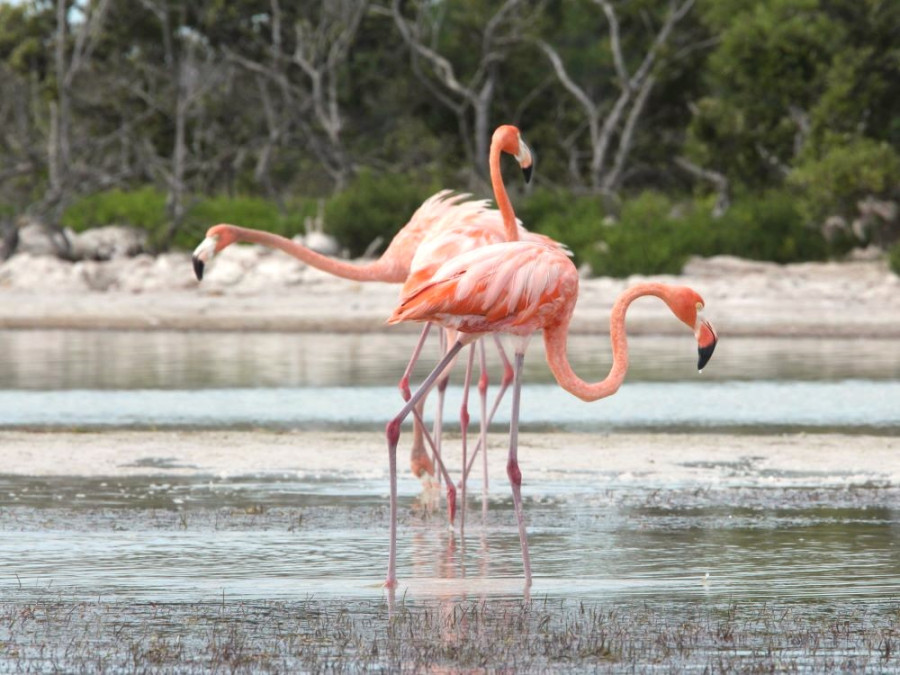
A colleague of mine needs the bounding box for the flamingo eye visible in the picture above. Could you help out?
[696,301,703,311]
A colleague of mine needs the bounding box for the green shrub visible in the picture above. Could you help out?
[706,189,831,262]
[61,186,167,236]
[889,242,900,276]
[523,189,832,277]
[62,188,316,251]
[518,188,606,262]
[789,136,900,226]
[594,192,698,276]
[324,170,438,257]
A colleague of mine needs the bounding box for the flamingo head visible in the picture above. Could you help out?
[664,286,719,371]
[493,124,535,184]
[191,224,237,280]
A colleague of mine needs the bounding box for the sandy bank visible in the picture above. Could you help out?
[1,251,899,336]
[3,429,897,488]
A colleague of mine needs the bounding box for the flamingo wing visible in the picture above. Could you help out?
[389,241,578,335]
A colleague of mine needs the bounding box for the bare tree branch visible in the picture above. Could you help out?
[538,0,696,193]
[603,73,656,192]
[594,0,629,86]
[389,0,531,179]
[675,156,731,216]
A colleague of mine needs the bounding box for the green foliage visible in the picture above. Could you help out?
[61,189,314,251]
[518,188,606,262]
[705,190,830,261]
[61,187,167,236]
[525,189,830,277]
[789,137,900,224]
[324,170,438,257]
[889,242,900,276]
[597,193,696,276]
[5,0,900,269]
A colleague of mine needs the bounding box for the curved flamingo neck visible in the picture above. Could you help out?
[543,283,671,402]
[220,225,402,283]
[489,144,519,242]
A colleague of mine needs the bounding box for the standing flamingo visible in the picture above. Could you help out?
[382,239,718,588]
[400,126,567,517]
[191,126,550,491]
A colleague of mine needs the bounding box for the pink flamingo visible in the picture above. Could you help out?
[383,239,718,588]
[400,126,565,517]
[191,126,546,511]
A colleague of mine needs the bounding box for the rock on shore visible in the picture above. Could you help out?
[0,246,898,337]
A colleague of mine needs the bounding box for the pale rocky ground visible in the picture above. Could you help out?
[3,429,898,487]
[0,246,898,336]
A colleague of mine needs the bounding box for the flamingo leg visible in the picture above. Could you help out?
[507,351,532,588]
[398,323,432,402]
[464,335,515,484]
[433,375,447,488]
[432,329,448,489]
[409,402,456,524]
[477,340,489,517]
[385,340,465,589]
[401,324,436,480]
[458,344,475,541]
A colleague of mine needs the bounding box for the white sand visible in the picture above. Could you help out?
[1,251,899,336]
[3,429,897,488]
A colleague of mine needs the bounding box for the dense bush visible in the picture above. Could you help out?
[523,189,833,277]
[61,189,314,251]
[518,188,607,263]
[61,187,167,238]
[59,182,842,277]
[703,190,832,262]
[889,242,900,276]
[789,137,900,226]
[323,170,439,258]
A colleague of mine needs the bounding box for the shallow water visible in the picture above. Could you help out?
[2,330,900,670]
[2,380,900,431]
[1,473,898,605]
[1,330,899,431]
[2,329,899,390]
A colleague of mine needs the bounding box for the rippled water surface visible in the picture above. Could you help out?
[1,330,899,431]
[1,473,898,604]
[2,330,899,670]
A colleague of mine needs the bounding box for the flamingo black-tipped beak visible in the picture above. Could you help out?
[191,235,218,282]
[696,319,718,371]
[522,163,533,184]
[516,138,535,184]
